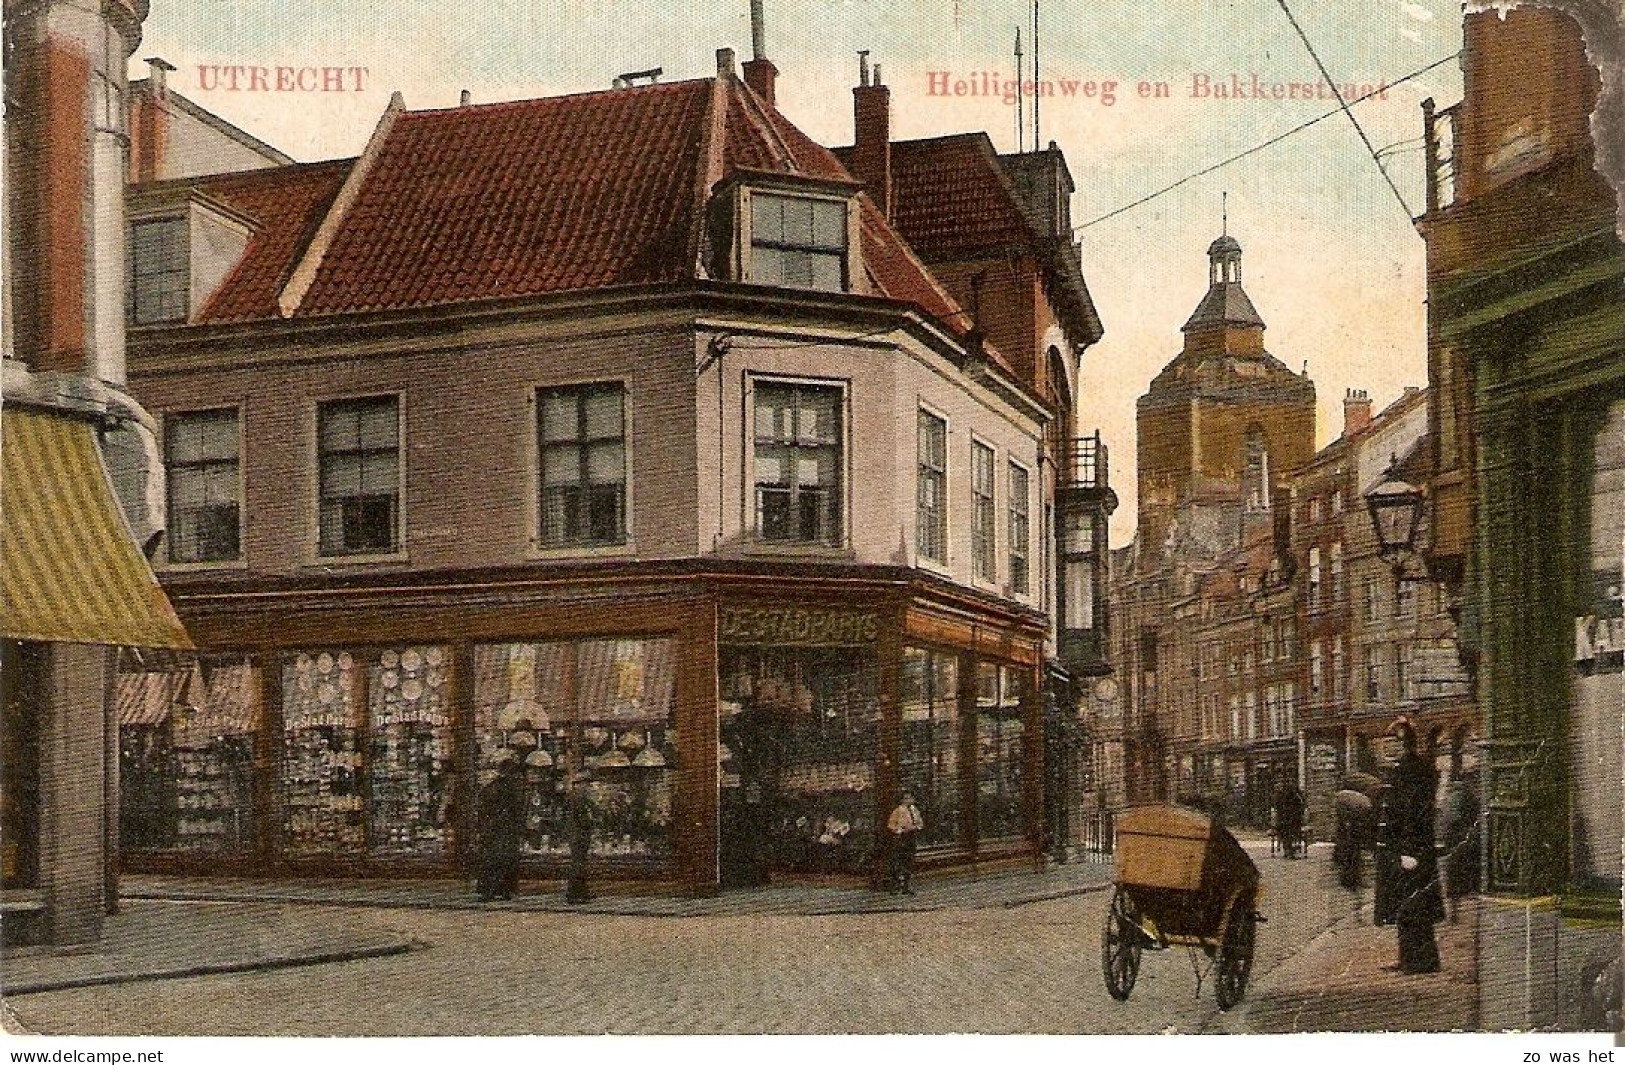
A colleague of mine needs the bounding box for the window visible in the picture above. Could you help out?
[538,383,627,547]
[1365,647,1383,703]
[1331,489,1344,515]
[1228,695,1241,739]
[1308,546,1322,607]
[1007,462,1030,594]
[1065,561,1095,629]
[1364,577,1382,623]
[1282,617,1296,658]
[749,193,847,292]
[976,663,1026,842]
[1332,636,1346,700]
[1330,541,1344,601]
[1396,579,1417,618]
[900,648,961,848]
[971,441,997,581]
[1310,640,1324,697]
[318,396,400,556]
[165,408,240,563]
[130,217,188,324]
[1245,691,1258,740]
[916,411,947,562]
[1063,510,1096,555]
[1309,497,1323,523]
[1396,643,1412,701]
[754,381,842,544]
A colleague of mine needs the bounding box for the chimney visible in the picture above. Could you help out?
[850,51,892,218]
[459,89,471,106]
[145,56,175,98]
[741,0,778,106]
[1343,388,1373,439]
[717,48,736,78]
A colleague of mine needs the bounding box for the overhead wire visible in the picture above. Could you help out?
[1072,53,1456,234]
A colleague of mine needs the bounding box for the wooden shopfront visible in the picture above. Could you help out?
[118,567,1048,894]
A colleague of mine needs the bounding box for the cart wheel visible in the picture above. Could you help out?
[1214,903,1256,1011]
[1102,886,1142,1001]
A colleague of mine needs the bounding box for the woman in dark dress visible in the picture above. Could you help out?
[1383,717,1444,973]
[474,752,526,901]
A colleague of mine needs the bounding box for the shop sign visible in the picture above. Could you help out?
[720,607,879,647]
[1573,576,1624,676]
[1307,743,1339,773]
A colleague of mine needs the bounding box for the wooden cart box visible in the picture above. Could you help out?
[1114,804,1215,891]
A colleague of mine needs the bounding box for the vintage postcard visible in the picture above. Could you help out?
[1,0,1621,1052]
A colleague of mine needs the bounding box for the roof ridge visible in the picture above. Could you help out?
[401,76,711,118]
[277,92,405,318]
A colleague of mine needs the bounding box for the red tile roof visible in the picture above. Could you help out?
[180,74,978,349]
[836,133,1039,261]
[189,160,351,323]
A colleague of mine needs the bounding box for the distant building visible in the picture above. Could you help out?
[1107,234,1315,811]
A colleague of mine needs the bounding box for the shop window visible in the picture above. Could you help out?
[899,647,961,849]
[129,216,188,325]
[165,408,241,563]
[537,382,626,547]
[281,651,366,855]
[367,647,455,856]
[719,646,880,874]
[971,441,997,581]
[975,663,1025,843]
[749,192,847,293]
[318,396,400,556]
[117,658,259,855]
[1007,462,1030,595]
[916,410,947,562]
[753,380,842,545]
[474,639,677,860]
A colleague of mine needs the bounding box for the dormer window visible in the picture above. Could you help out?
[749,193,848,292]
[130,217,189,324]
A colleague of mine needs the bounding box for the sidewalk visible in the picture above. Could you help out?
[1206,894,1480,1033]
[2,899,418,996]
[123,856,1113,918]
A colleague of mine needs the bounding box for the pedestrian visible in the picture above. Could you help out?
[1381,716,1444,973]
[885,790,924,895]
[565,770,595,904]
[1277,780,1305,859]
[474,750,525,902]
[1436,728,1480,916]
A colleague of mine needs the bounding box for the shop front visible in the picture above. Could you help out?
[121,572,1047,893]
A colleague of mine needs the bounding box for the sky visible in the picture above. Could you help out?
[133,0,1466,548]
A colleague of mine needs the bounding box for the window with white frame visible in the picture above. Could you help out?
[1396,642,1412,701]
[916,410,947,562]
[971,441,996,581]
[1330,541,1344,601]
[130,217,188,325]
[1365,646,1383,703]
[1245,690,1258,740]
[749,193,847,293]
[1308,546,1322,607]
[1332,635,1346,699]
[753,380,843,545]
[538,382,627,547]
[1228,695,1241,739]
[1364,576,1382,622]
[1007,462,1030,595]
[318,396,400,556]
[165,408,240,563]
[1310,639,1324,697]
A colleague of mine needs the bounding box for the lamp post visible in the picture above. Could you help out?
[1364,459,1427,587]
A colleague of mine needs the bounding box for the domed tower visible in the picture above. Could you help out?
[1134,234,1316,568]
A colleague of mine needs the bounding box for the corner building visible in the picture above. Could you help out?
[115,52,1075,892]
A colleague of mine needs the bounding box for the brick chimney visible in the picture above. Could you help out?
[850,51,892,218]
[1343,388,1373,439]
[741,0,778,106]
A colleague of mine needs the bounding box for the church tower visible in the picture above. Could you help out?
[1134,234,1316,568]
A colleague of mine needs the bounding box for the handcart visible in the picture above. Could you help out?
[1101,804,1264,1011]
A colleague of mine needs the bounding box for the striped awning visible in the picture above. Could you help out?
[1,407,192,650]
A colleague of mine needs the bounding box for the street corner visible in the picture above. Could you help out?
[1212,897,1480,1033]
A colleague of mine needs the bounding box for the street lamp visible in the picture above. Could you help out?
[1364,459,1426,582]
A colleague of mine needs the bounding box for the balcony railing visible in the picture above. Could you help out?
[1064,431,1108,490]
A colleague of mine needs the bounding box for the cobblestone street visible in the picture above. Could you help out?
[0,843,1436,1036]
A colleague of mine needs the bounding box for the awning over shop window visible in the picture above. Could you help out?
[1,407,192,650]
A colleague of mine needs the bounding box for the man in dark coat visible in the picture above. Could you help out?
[1275,780,1306,858]
[565,771,595,904]
[474,752,525,901]
[1381,717,1444,973]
